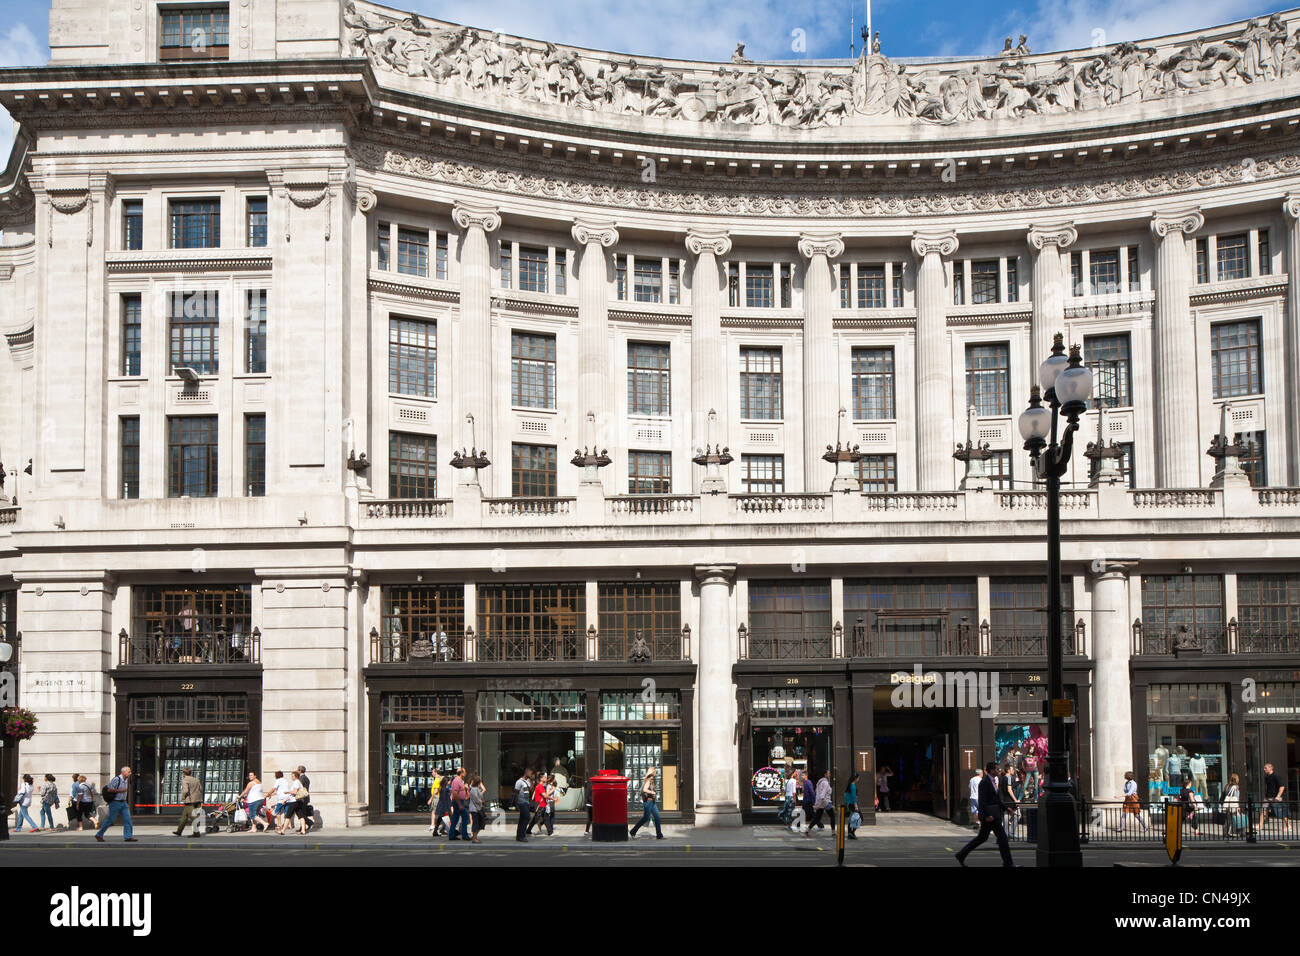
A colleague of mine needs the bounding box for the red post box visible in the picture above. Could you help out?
[590,769,629,842]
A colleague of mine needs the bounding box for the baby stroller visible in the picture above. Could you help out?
[206,800,247,833]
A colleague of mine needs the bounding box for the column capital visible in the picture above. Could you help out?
[797,232,844,261]
[694,564,736,585]
[1088,558,1139,581]
[1149,208,1204,239]
[571,220,619,248]
[1026,222,1078,251]
[355,186,378,215]
[910,230,959,260]
[452,201,501,234]
[1284,192,1300,221]
[686,230,732,257]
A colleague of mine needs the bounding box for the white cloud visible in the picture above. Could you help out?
[0,22,50,171]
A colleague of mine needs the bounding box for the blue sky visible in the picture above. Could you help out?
[0,0,1282,157]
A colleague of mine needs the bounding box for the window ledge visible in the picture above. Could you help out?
[512,406,558,415]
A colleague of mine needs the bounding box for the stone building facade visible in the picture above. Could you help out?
[1,0,1300,825]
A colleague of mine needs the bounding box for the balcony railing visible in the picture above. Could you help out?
[118,626,260,665]
[742,631,835,661]
[1232,620,1300,655]
[853,628,979,658]
[731,494,831,515]
[988,630,1087,657]
[597,627,685,661]
[0,506,18,526]
[607,495,698,518]
[1131,621,1229,655]
[369,628,465,663]
[365,499,451,519]
[477,629,583,662]
[484,497,575,517]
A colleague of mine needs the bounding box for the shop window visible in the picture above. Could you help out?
[1140,575,1225,651]
[477,584,584,662]
[1147,721,1225,804]
[603,729,680,811]
[379,587,465,662]
[130,585,253,663]
[382,693,465,723]
[599,691,681,721]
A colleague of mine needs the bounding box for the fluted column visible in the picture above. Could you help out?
[1027,223,1078,369]
[911,230,960,490]
[1283,195,1300,485]
[687,230,733,490]
[1150,209,1205,487]
[695,564,740,826]
[452,201,502,473]
[798,233,845,491]
[1090,560,1137,802]
[571,221,620,463]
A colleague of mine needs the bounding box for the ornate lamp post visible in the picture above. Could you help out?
[692,409,733,494]
[450,413,491,476]
[823,407,863,493]
[570,411,612,482]
[1017,332,1091,868]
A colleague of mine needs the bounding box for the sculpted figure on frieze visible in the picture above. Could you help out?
[346,3,1300,129]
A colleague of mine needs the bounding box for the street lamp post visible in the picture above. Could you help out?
[1018,332,1091,868]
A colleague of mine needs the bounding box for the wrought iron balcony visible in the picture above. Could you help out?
[477,629,583,663]
[369,627,465,664]
[1231,620,1300,655]
[1131,621,1229,655]
[740,627,835,661]
[597,626,686,662]
[118,625,260,665]
[988,620,1087,657]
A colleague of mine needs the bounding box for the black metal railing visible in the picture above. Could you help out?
[988,631,1086,658]
[597,629,683,662]
[1067,798,1295,844]
[1132,621,1229,655]
[477,629,583,663]
[118,626,260,665]
[746,632,834,660]
[851,624,977,658]
[1234,620,1300,654]
[369,629,465,664]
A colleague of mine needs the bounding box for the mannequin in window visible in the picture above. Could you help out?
[1153,742,1170,785]
[1188,752,1208,796]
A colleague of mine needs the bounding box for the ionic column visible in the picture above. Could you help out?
[1027,223,1078,369]
[452,202,502,472]
[1150,209,1205,487]
[911,230,960,490]
[798,232,845,491]
[1089,560,1137,802]
[686,230,733,490]
[1283,195,1300,485]
[695,564,741,826]
[571,221,620,463]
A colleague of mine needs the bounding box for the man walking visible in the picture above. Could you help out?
[514,768,533,843]
[95,766,138,843]
[968,769,983,826]
[1260,762,1293,833]
[173,767,204,837]
[955,762,1014,867]
[448,767,470,841]
[780,769,797,824]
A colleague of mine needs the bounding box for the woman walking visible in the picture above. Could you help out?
[432,771,452,837]
[844,772,860,839]
[807,770,834,835]
[240,771,270,833]
[14,773,39,832]
[1115,770,1148,833]
[1222,773,1244,839]
[468,774,486,843]
[74,775,96,831]
[629,767,663,839]
[527,773,552,836]
[583,774,594,836]
[269,770,292,833]
[876,766,894,812]
[38,774,60,831]
[788,771,808,833]
[67,775,82,829]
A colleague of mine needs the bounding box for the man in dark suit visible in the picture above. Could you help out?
[955,762,1014,867]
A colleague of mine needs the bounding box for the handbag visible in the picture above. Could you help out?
[849,811,862,829]
[296,788,310,802]
[1211,810,1226,825]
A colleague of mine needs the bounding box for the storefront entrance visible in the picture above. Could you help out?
[873,706,952,818]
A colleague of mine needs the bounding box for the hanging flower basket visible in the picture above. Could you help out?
[1,707,37,741]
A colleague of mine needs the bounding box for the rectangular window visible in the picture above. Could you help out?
[952,261,965,305]
[728,262,740,308]
[1140,574,1225,650]
[377,222,390,270]
[1258,230,1271,276]
[739,346,783,420]
[628,450,671,494]
[839,268,850,309]
[965,343,1011,417]
[1216,233,1250,281]
[1127,247,1140,291]
[554,249,566,295]
[851,347,895,420]
[511,443,557,497]
[159,5,230,59]
[436,234,449,281]
[627,342,670,416]
[245,196,267,248]
[388,317,437,398]
[245,290,267,374]
[1240,430,1266,488]
[169,291,219,376]
[244,414,265,497]
[1006,258,1018,303]
[1084,333,1132,408]
[1211,319,1262,398]
[397,227,428,277]
[667,261,680,304]
[499,241,512,288]
[123,200,143,250]
[167,416,218,498]
[121,294,142,376]
[970,259,1000,304]
[1070,251,1083,296]
[857,265,886,309]
[132,584,253,652]
[856,454,897,492]
[381,588,465,662]
[1195,238,1208,284]
[1237,573,1300,635]
[779,263,793,309]
[988,450,1013,490]
[388,431,436,499]
[615,254,627,300]
[989,577,1074,643]
[892,262,904,307]
[121,417,140,499]
[845,577,978,657]
[633,258,662,303]
[1088,440,1136,489]
[1089,249,1120,295]
[477,587,585,663]
[510,331,556,409]
[168,199,220,249]
[741,454,784,494]
[746,264,774,309]
[518,246,548,293]
[747,581,833,659]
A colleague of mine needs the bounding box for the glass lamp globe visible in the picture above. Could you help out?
[1018,404,1051,441]
[1056,363,1093,406]
[1038,352,1069,392]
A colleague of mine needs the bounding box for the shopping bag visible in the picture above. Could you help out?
[849,811,862,829]
[234,808,248,824]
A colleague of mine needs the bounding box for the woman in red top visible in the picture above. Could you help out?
[527,773,553,836]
